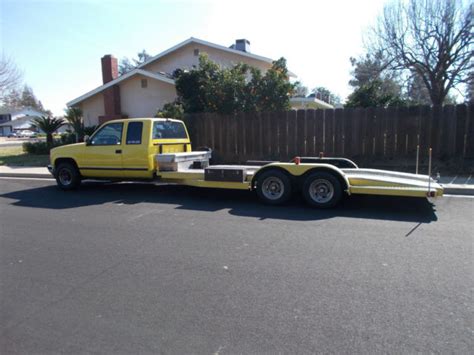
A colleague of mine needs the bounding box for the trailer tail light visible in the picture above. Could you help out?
[427,191,436,197]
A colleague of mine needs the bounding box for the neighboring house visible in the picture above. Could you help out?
[0,107,69,136]
[290,97,334,110]
[0,107,45,136]
[67,37,298,125]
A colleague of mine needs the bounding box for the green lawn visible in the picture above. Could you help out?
[0,146,50,166]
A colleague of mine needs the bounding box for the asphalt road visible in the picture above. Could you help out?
[0,178,472,354]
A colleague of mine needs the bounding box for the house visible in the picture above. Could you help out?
[290,96,334,110]
[67,37,299,126]
[0,107,45,136]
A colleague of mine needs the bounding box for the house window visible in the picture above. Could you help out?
[141,79,148,88]
[0,114,11,122]
[194,48,200,56]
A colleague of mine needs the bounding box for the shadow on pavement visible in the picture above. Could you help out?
[0,182,438,223]
[1,181,438,223]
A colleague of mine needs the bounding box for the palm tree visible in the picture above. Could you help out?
[83,125,98,136]
[64,107,84,142]
[31,116,65,146]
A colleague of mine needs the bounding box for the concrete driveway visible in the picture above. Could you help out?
[1,178,472,354]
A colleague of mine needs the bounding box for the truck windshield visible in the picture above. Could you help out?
[152,121,187,139]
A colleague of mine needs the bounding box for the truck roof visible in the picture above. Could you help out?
[102,117,184,124]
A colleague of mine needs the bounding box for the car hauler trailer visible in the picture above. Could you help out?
[49,118,443,208]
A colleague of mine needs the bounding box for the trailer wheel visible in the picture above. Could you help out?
[256,170,292,205]
[55,162,81,190]
[302,172,342,208]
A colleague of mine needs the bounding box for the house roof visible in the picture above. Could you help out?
[0,115,39,128]
[68,37,297,107]
[137,37,281,71]
[67,69,175,107]
[0,106,45,116]
[290,97,334,109]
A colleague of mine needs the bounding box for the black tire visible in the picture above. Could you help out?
[55,162,81,190]
[255,169,292,205]
[302,171,343,208]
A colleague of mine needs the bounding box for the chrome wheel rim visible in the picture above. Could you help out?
[58,169,72,186]
[261,176,285,200]
[309,179,334,203]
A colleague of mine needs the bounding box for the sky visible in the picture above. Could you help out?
[1,0,387,115]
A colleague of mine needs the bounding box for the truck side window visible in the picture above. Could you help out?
[90,123,123,145]
[153,121,187,139]
[126,122,143,144]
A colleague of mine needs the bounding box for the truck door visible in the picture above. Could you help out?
[120,121,151,178]
[80,122,124,178]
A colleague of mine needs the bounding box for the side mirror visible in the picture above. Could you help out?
[84,135,91,146]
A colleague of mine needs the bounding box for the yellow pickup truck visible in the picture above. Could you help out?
[49,117,443,208]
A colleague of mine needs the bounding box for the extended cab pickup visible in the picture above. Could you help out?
[50,118,191,183]
[49,117,443,208]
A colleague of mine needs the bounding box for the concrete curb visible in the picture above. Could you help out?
[0,172,53,179]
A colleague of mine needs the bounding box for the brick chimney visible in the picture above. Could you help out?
[99,54,122,123]
[235,39,251,53]
[101,55,118,83]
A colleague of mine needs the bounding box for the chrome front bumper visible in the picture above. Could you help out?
[47,165,55,176]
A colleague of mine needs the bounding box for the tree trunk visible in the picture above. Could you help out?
[430,89,445,106]
[429,80,447,106]
[46,133,53,146]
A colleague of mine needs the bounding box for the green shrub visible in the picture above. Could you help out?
[23,142,51,155]
[60,132,76,144]
[22,140,71,155]
[156,101,184,119]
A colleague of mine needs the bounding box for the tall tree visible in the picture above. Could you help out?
[1,88,21,108]
[1,85,47,112]
[20,85,44,111]
[466,71,474,104]
[0,55,22,97]
[349,52,402,97]
[346,52,404,107]
[64,107,84,142]
[370,0,472,105]
[119,50,152,75]
[346,80,406,108]
[405,71,432,105]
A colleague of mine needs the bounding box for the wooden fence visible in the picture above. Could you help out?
[184,105,473,166]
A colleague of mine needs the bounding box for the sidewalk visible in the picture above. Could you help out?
[0,165,473,195]
[0,166,52,179]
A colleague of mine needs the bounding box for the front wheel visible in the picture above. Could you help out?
[255,170,292,205]
[302,172,343,208]
[55,162,81,190]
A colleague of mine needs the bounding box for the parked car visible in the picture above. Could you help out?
[7,132,18,138]
[18,130,37,138]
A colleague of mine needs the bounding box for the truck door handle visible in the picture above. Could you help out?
[115,149,122,154]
